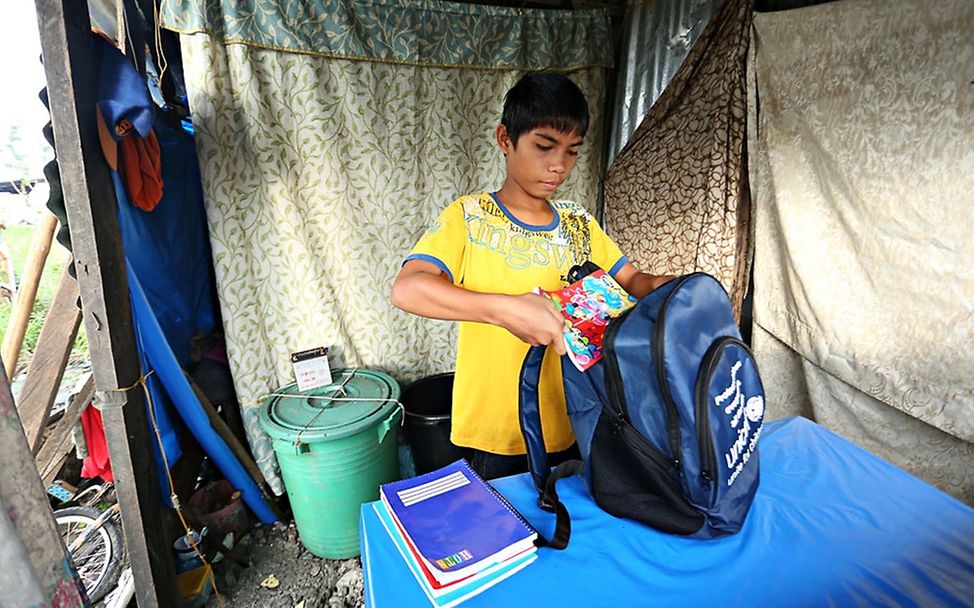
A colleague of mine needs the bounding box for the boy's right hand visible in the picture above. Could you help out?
[391,261,567,355]
[495,293,568,356]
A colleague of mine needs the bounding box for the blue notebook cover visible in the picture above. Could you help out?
[372,502,537,608]
[379,459,537,581]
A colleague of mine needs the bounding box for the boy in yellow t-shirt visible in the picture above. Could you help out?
[391,72,672,479]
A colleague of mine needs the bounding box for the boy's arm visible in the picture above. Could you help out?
[613,262,676,298]
[390,259,568,355]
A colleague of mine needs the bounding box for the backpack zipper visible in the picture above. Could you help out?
[598,317,679,477]
[603,404,674,470]
[694,337,740,496]
[653,273,705,469]
[694,336,761,504]
[602,309,633,422]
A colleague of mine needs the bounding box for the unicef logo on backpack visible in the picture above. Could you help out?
[715,359,764,487]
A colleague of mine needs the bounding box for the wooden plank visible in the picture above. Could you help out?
[1,212,58,379]
[18,264,83,453]
[33,1,179,605]
[185,373,283,517]
[35,373,94,483]
[41,452,69,487]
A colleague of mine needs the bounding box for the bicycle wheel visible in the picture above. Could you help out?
[55,506,124,603]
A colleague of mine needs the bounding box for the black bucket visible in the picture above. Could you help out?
[401,373,466,474]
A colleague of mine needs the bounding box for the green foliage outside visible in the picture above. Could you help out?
[0,224,88,377]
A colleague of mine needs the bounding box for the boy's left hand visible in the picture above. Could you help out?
[614,263,676,299]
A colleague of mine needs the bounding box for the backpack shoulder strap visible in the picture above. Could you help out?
[518,345,581,550]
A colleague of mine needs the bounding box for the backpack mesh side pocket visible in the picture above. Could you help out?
[590,407,704,536]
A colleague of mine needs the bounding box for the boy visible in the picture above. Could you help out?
[391,72,672,479]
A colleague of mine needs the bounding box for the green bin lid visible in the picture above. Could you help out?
[259,368,401,443]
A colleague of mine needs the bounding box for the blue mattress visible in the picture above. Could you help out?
[361,417,974,606]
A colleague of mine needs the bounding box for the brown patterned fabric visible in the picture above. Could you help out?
[604,0,752,318]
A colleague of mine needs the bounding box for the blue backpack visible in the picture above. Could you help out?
[519,272,765,547]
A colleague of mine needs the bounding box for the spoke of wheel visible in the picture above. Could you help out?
[58,516,113,595]
[62,522,81,543]
[76,544,107,563]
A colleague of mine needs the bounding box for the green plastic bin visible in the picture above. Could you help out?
[259,368,401,558]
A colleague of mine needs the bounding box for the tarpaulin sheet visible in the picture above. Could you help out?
[361,417,974,606]
[115,117,216,366]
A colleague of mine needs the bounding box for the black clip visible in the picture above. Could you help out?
[567,260,603,284]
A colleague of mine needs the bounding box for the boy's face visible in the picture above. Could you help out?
[496,125,583,200]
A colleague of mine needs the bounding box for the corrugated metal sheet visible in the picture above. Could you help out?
[607,0,721,166]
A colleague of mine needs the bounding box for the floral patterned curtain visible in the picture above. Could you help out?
[161,0,611,493]
[0,366,88,608]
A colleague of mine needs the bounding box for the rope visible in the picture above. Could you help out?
[291,369,357,448]
[267,393,403,403]
[117,369,154,392]
[138,371,226,607]
[264,369,405,450]
[152,0,169,84]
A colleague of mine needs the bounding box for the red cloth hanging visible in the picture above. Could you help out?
[118,129,163,211]
[80,405,113,482]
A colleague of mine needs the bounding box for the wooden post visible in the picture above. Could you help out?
[33,1,179,605]
[0,212,58,379]
[17,264,83,453]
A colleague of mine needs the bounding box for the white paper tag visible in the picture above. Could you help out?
[291,347,332,392]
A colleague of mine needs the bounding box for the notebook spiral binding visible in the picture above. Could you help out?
[461,459,538,535]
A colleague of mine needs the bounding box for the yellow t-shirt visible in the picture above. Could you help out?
[406,192,626,455]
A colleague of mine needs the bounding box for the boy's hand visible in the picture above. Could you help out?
[495,294,568,356]
[614,263,677,298]
[391,261,567,355]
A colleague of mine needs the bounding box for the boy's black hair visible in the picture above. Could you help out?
[501,72,589,146]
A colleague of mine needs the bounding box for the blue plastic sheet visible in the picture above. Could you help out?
[128,266,277,525]
[97,38,154,141]
[361,417,974,606]
[100,34,216,367]
[115,118,216,366]
[101,36,218,480]
[94,36,273,521]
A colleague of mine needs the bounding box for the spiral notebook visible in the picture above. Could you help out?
[379,459,538,586]
[372,501,537,607]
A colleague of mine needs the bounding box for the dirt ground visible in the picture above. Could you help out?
[205,522,364,608]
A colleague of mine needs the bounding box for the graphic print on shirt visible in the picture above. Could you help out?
[714,359,764,487]
[463,196,592,279]
[423,218,444,237]
[404,193,625,454]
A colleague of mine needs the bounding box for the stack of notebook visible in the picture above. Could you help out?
[375,459,538,608]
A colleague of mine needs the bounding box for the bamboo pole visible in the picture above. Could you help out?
[1,212,58,379]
